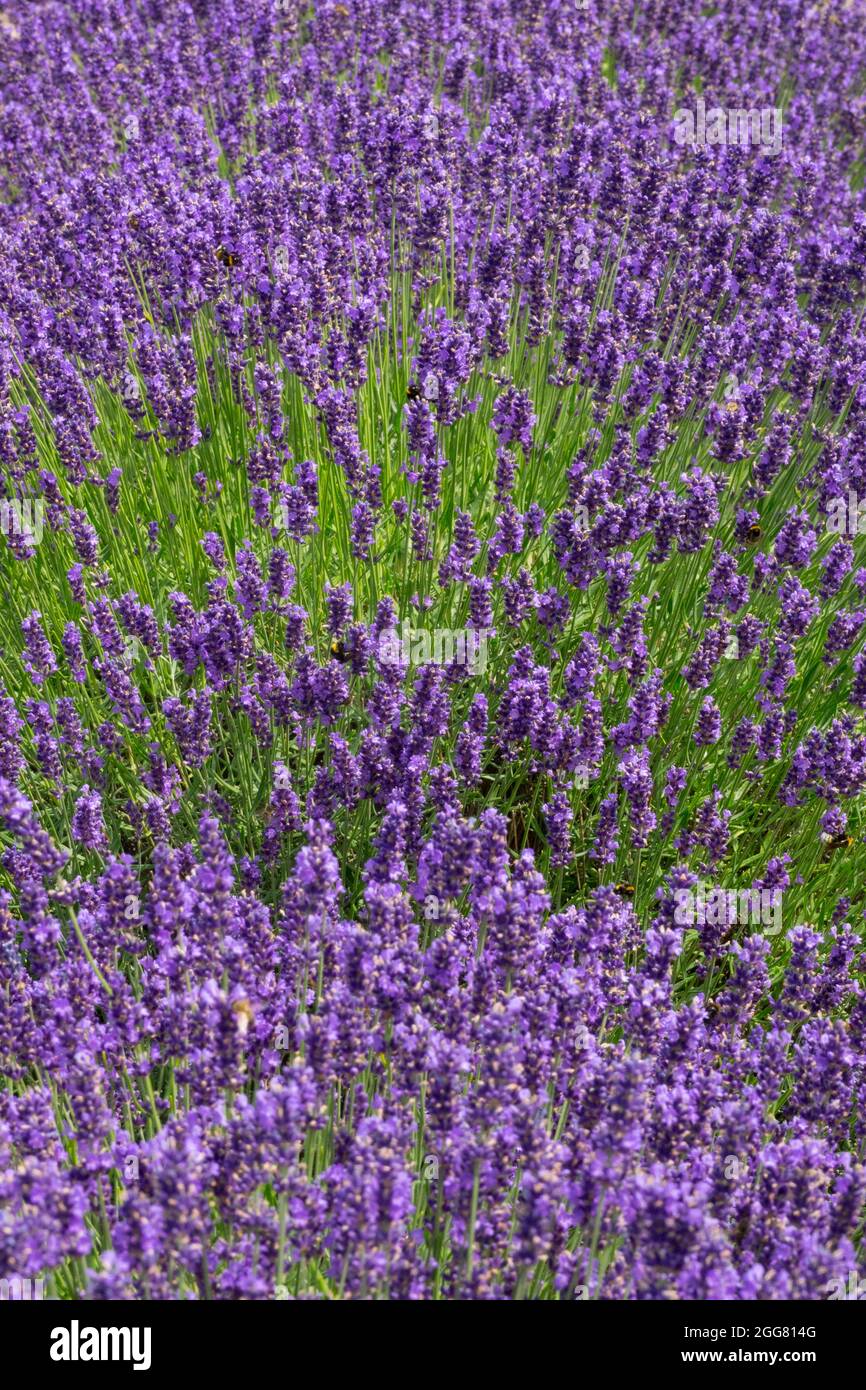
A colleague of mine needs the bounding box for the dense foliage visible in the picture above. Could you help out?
[2,0,866,1299]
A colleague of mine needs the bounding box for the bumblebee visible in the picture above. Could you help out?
[746,523,762,542]
[216,246,239,268]
[823,833,855,853]
[616,882,635,897]
[330,638,350,663]
[406,381,421,401]
[127,213,140,232]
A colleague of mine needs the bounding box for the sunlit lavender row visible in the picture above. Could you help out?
[2,1,866,1300]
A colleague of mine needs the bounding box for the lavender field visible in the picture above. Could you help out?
[1,0,866,1303]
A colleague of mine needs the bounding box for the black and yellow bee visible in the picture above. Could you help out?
[746,523,762,542]
[330,638,350,663]
[406,381,421,401]
[823,833,855,854]
[216,246,239,268]
[616,882,636,897]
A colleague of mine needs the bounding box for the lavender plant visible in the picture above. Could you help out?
[1,0,866,1300]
